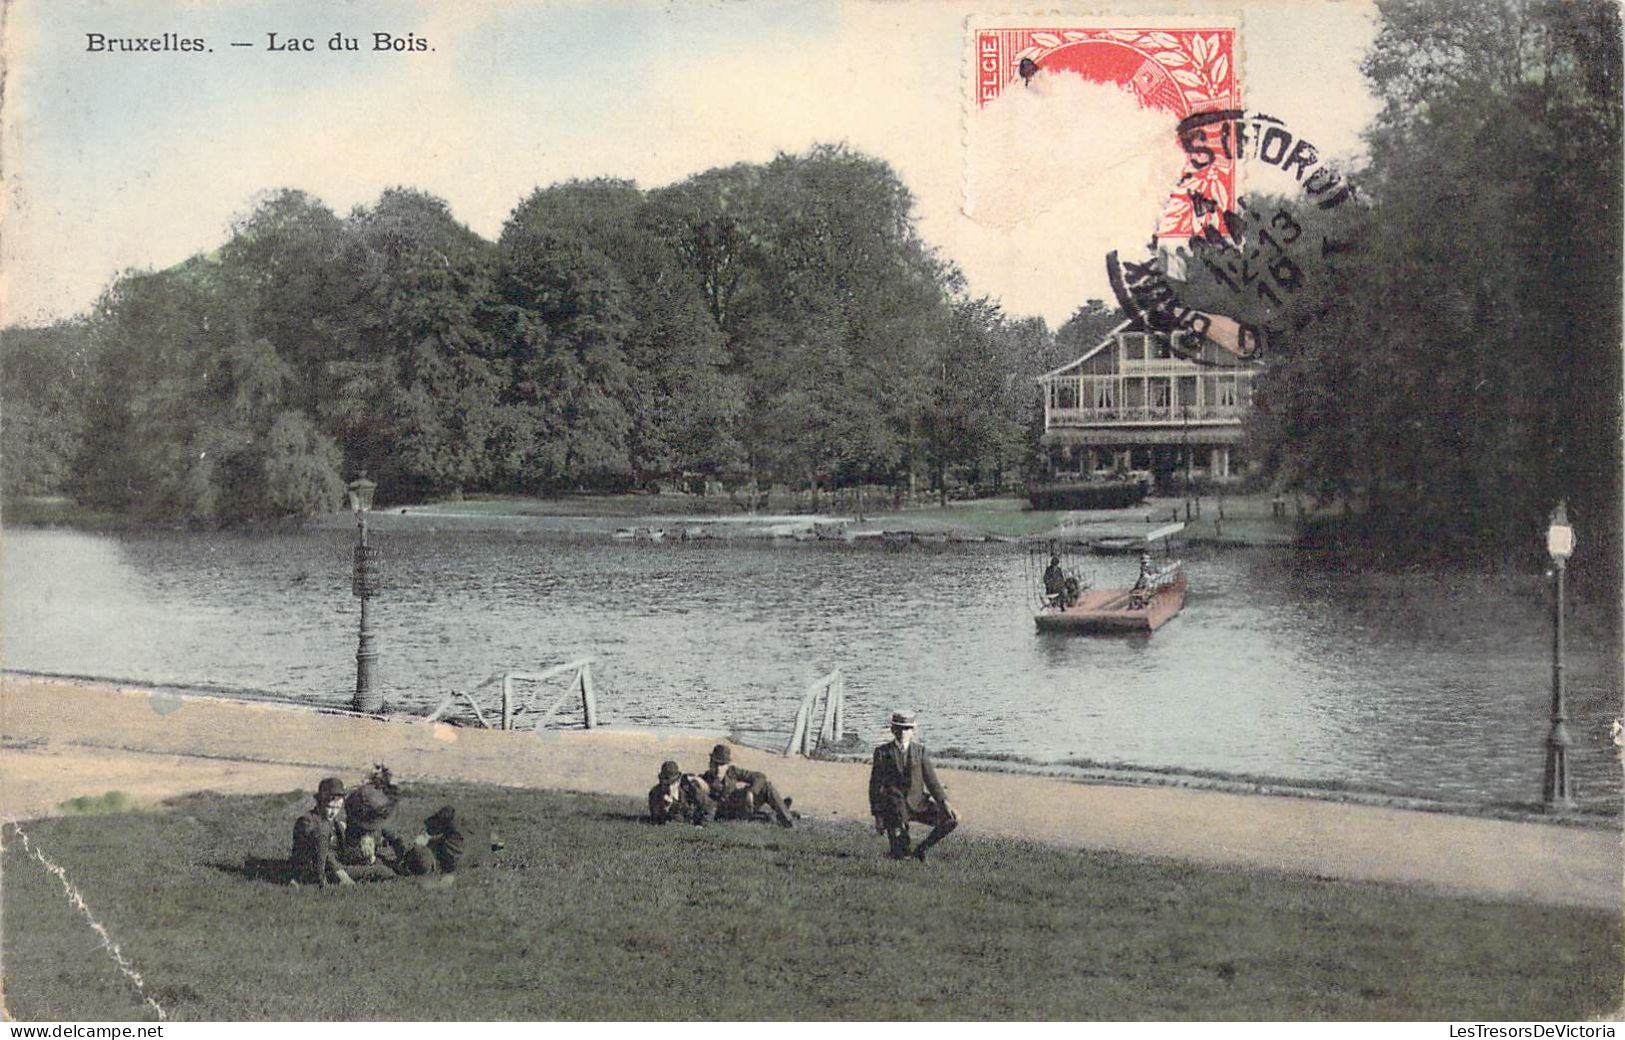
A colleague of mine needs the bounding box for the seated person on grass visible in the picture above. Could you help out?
[290,777,353,887]
[400,806,463,881]
[699,744,795,828]
[648,760,709,825]
[339,764,411,877]
[400,806,505,881]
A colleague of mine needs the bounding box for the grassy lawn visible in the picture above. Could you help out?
[874,498,1071,538]
[419,493,707,518]
[3,785,1618,1022]
[1,495,128,529]
[421,493,1076,537]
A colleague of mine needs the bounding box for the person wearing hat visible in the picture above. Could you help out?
[647,760,709,826]
[1132,550,1156,591]
[869,711,958,861]
[1043,554,1080,608]
[289,777,353,887]
[699,744,795,828]
[401,805,466,879]
[1043,554,1067,605]
[339,763,411,874]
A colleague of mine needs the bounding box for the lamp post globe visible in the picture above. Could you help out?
[348,478,382,714]
[1542,501,1575,811]
[347,478,376,515]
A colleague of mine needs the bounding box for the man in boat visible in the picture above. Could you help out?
[648,759,709,825]
[1132,551,1157,591]
[1043,555,1067,605]
[869,711,958,861]
[699,745,796,828]
[1043,555,1081,608]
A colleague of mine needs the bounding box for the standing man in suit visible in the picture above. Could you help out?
[869,711,959,861]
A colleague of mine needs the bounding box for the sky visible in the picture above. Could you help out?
[2,0,1382,329]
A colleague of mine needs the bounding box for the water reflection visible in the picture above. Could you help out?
[2,526,1617,807]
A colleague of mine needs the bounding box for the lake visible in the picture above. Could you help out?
[3,523,1619,808]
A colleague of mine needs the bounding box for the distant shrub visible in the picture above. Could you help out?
[58,791,133,816]
[1027,480,1149,511]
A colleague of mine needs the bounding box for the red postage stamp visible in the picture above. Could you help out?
[972,26,1240,238]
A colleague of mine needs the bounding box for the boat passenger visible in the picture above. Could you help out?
[1043,555,1067,601]
[1132,551,1156,592]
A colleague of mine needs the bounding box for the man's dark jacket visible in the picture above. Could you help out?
[290,810,345,886]
[869,740,949,816]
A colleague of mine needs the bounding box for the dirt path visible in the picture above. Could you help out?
[3,677,1618,910]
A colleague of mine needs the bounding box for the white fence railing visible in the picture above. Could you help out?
[1046,405,1245,426]
[422,658,598,731]
[784,669,845,757]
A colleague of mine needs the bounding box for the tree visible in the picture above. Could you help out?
[722,146,951,490]
[257,411,347,516]
[515,180,745,485]
[72,256,346,522]
[497,202,637,490]
[1234,0,1621,587]
[345,188,506,500]
[0,320,98,497]
[219,190,361,421]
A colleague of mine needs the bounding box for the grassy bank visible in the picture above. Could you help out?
[1,495,129,530]
[4,490,1304,546]
[4,785,1617,1021]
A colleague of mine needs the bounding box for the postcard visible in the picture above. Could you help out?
[2,0,1619,1025]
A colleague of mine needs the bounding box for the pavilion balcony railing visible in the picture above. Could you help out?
[1045,404,1247,426]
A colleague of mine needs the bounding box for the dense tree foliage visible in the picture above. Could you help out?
[0,321,96,497]
[1229,0,1622,588]
[5,146,1045,520]
[8,0,1616,583]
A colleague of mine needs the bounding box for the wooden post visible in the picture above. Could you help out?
[501,674,514,731]
[421,692,456,724]
[785,697,811,756]
[832,672,845,743]
[817,674,839,750]
[799,685,816,756]
[580,663,598,729]
[458,691,493,729]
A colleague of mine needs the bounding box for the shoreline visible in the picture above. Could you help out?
[10,667,1614,825]
[3,675,1618,910]
[5,491,1303,548]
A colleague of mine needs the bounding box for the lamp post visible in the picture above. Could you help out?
[1543,501,1575,810]
[348,478,381,714]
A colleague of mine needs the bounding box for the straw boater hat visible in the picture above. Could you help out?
[658,760,683,783]
[709,744,732,765]
[890,711,916,729]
